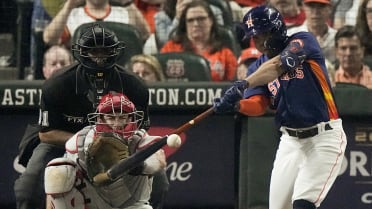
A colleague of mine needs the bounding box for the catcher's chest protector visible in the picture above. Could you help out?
[71,127,152,208]
[75,127,93,171]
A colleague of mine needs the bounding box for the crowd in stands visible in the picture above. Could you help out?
[1,0,372,88]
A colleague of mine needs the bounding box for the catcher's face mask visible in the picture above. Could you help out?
[102,112,134,130]
[88,92,144,138]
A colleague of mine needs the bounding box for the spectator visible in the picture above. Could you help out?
[134,0,165,33]
[128,54,165,82]
[268,0,306,29]
[334,25,372,88]
[287,0,337,64]
[236,47,261,80]
[28,0,53,79]
[230,0,266,20]
[331,0,353,29]
[154,0,224,49]
[356,0,372,67]
[160,1,237,82]
[43,0,150,47]
[333,0,361,29]
[42,45,73,79]
[344,0,362,26]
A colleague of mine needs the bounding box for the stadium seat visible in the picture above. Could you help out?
[71,21,144,66]
[206,0,234,27]
[218,26,242,57]
[153,52,212,81]
[335,82,369,89]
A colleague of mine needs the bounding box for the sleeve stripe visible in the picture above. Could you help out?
[308,60,339,119]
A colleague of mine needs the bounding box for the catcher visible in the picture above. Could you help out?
[44,92,167,209]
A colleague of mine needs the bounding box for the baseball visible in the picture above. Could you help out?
[167,134,182,148]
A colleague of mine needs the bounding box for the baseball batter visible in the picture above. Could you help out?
[44,93,166,209]
[214,5,347,209]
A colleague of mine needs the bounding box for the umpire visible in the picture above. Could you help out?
[14,23,169,209]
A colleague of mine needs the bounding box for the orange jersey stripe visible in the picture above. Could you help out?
[308,60,339,119]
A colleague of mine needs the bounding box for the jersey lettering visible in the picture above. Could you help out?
[39,110,49,127]
[280,69,304,80]
[268,79,280,96]
[64,115,85,124]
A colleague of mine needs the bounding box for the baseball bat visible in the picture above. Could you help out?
[93,107,214,184]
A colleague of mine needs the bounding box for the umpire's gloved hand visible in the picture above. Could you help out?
[213,84,244,114]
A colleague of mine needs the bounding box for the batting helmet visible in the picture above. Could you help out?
[242,5,288,55]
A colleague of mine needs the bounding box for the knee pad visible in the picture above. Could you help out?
[293,199,316,209]
[44,157,77,195]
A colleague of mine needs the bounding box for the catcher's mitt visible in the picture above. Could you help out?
[86,132,129,184]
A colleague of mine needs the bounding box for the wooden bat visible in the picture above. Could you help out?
[93,107,214,184]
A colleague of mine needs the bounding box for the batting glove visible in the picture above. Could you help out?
[213,85,243,114]
[224,83,245,104]
[233,80,249,92]
[213,98,236,114]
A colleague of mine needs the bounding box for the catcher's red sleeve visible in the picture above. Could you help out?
[238,95,270,116]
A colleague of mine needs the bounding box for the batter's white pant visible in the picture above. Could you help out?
[270,119,347,209]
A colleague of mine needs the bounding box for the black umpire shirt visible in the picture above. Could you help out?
[39,62,150,134]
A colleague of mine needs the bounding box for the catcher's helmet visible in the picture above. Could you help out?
[88,92,144,138]
[72,23,125,71]
[242,5,288,55]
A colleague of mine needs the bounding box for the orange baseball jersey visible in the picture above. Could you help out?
[161,41,237,82]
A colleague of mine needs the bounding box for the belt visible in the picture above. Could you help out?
[285,123,333,139]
